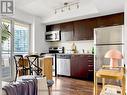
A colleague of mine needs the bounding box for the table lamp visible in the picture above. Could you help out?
[104,49,123,68]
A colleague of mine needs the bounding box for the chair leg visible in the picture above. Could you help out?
[15,70,18,81]
[48,87,51,95]
[24,69,26,75]
[29,67,33,75]
[22,67,26,75]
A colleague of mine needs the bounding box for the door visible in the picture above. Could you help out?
[74,18,96,40]
[78,55,88,79]
[1,19,13,81]
[61,22,74,41]
[71,55,79,78]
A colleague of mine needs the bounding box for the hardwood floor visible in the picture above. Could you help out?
[50,77,102,95]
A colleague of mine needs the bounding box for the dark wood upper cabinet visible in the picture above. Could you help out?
[53,24,60,31]
[46,25,52,32]
[46,24,60,31]
[46,13,124,41]
[74,18,97,40]
[97,13,124,27]
[60,22,74,41]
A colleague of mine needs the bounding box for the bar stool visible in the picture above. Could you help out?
[26,55,42,75]
[14,55,26,81]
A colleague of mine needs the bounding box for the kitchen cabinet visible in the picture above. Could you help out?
[71,54,94,80]
[70,55,79,77]
[74,18,96,40]
[97,13,124,27]
[46,24,60,31]
[60,22,74,41]
[46,12,124,41]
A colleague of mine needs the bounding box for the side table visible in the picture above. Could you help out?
[94,66,125,95]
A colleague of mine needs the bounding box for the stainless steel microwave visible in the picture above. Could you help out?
[45,31,61,42]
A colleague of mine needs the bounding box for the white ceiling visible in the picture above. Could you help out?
[15,0,124,24]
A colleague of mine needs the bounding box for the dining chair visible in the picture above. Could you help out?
[14,55,26,81]
[26,55,42,75]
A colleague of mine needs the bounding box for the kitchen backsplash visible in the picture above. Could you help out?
[50,40,94,54]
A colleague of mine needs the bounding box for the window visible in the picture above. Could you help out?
[14,21,30,55]
[1,19,30,81]
[1,19,12,80]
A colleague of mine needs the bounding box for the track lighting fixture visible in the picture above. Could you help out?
[54,1,80,14]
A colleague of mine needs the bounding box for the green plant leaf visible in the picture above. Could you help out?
[0,23,12,42]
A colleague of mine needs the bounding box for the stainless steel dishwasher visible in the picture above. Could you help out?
[57,54,71,76]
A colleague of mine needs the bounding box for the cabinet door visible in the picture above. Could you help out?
[78,55,89,79]
[52,24,60,31]
[46,24,60,32]
[71,55,79,78]
[74,18,96,40]
[61,22,74,41]
[97,13,124,27]
[74,20,87,40]
[71,55,89,79]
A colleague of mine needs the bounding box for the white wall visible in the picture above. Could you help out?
[32,16,50,54]
[11,9,34,24]
[50,40,94,54]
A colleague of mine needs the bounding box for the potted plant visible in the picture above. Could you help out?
[0,23,12,43]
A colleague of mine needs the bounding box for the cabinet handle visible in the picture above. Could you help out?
[88,60,93,62]
[88,65,93,67]
[88,70,93,72]
[87,55,93,57]
[113,24,119,26]
[88,58,93,60]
